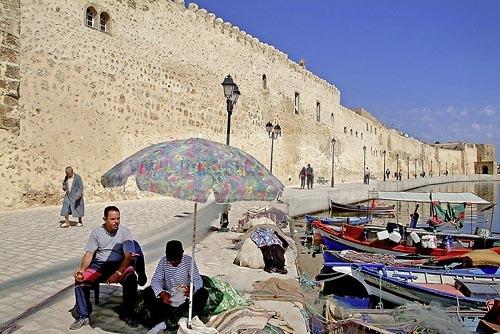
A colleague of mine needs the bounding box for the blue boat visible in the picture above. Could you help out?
[305,214,372,226]
[351,264,500,309]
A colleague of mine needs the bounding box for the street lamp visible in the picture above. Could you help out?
[396,153,400,180]
[438,161,441,176]
[265,122,281,174]
[221,75,240,145]
[331,138,336,187]
[431,160,433,176]
[220,75,240,231]
[414,158,417,178]
[383,150,387,181]
[363,146,367,183]
[407,156,410,179]
[446,162,448,175]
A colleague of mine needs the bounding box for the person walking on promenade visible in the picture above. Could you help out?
[306,164,314,189]
[364,167,370,184]
[143,240,208,332]
[299,167,306,189]
[60,166,84,228]
[385,168,390,180]
[398,169,402,181]
[70,206,138,330]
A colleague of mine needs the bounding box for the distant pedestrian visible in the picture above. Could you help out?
[385,168,390,180]
[364,167,370,185]
[398,169,402,181]
[445,170,449,176]
[60,166,84,228]
[299,167,306,189]
[306,164,314,189]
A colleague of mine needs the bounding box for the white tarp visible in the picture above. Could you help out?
[374,191,489,204]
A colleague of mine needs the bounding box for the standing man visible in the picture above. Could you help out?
[60,166,84,228]
[69,206,138,330]
[364,167,370,185]
[144,240,208,332]
[306,163,314,189]
[385,168,390,180]
[299,166,306,189]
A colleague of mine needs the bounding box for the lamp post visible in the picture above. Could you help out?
[451,162,454,175]
[265,122,281,174]
[221,75,240,145]
[414,158,417,178]
[220,75,240,231]
[396,153,400,181]
[431,161,433,176]
[438,161,441,176]
[331,138,336,187]
[407,156,410,179]
[383,150,387,181]
[446,162,448,175]
[363,146,367,183]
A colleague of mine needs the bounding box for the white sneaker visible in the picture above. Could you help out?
[76,222,83,227]
[147,321,166,334]
[70,317,89,330]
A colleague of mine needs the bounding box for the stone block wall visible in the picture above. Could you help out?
[0,0,20,134]
[0,0,489,210]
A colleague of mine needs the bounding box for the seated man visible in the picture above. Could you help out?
[70,205,138,330]
[145,240,208,331]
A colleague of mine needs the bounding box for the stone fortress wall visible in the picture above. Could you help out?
[0,0,494,211]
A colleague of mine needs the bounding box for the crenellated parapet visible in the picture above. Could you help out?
[185,2,340,95]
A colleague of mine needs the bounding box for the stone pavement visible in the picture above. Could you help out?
[0,185,330,333]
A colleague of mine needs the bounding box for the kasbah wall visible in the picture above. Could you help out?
[0,0,496,211]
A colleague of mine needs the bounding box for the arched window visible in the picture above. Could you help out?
[86,7,97,28]
[355,131,358,138]
[344,127,347,133]
[100,12,110,32]
[350,129,353,136]
[374,128,377,135]
[366,123,369,131]
[262,74,267,90]
[361,133,363,139]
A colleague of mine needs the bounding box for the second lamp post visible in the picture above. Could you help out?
[265,122,281,174]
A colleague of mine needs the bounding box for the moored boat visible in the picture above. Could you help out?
[315,221,500,258]
[354,264,500,309]
[330,200,395,215]
[305,214,372,226]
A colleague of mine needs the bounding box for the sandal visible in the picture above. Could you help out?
[60,222,70,228]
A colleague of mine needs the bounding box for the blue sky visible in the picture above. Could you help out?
[193,0,500,161]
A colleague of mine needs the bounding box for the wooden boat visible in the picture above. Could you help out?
[330,200,395,215]
[315,221,500,258]
[354,264,500,309]
[323,249,428,266]
[305,214,372,226]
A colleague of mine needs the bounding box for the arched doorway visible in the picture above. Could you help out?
[482,165,489,174]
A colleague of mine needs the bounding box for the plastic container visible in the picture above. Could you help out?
[389,231,402,243]
[410,231,420,244]
[377,230,389,241]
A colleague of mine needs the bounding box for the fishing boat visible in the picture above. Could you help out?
[304,214,372,226]
[323,249,428,266]
[330,200,395,215]
[353,264,500,309]
[315,221,500,257]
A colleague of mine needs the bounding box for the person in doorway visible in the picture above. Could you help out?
[299,167,306,189]
[60,166,84,228]
[144,240,208,332]
[69,206,138,330]
[306,164,314,189]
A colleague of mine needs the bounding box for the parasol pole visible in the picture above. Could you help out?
[188,202,198,328]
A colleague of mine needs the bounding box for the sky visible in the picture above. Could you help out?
[194,0,500,162]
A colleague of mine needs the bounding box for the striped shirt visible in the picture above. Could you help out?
[150,254,203,297]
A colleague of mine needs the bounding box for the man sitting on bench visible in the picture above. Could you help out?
[69,205,138,330]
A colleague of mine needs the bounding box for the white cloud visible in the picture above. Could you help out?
[484,106,495,116]
[446,105,455,114]
[471,123,481,130]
